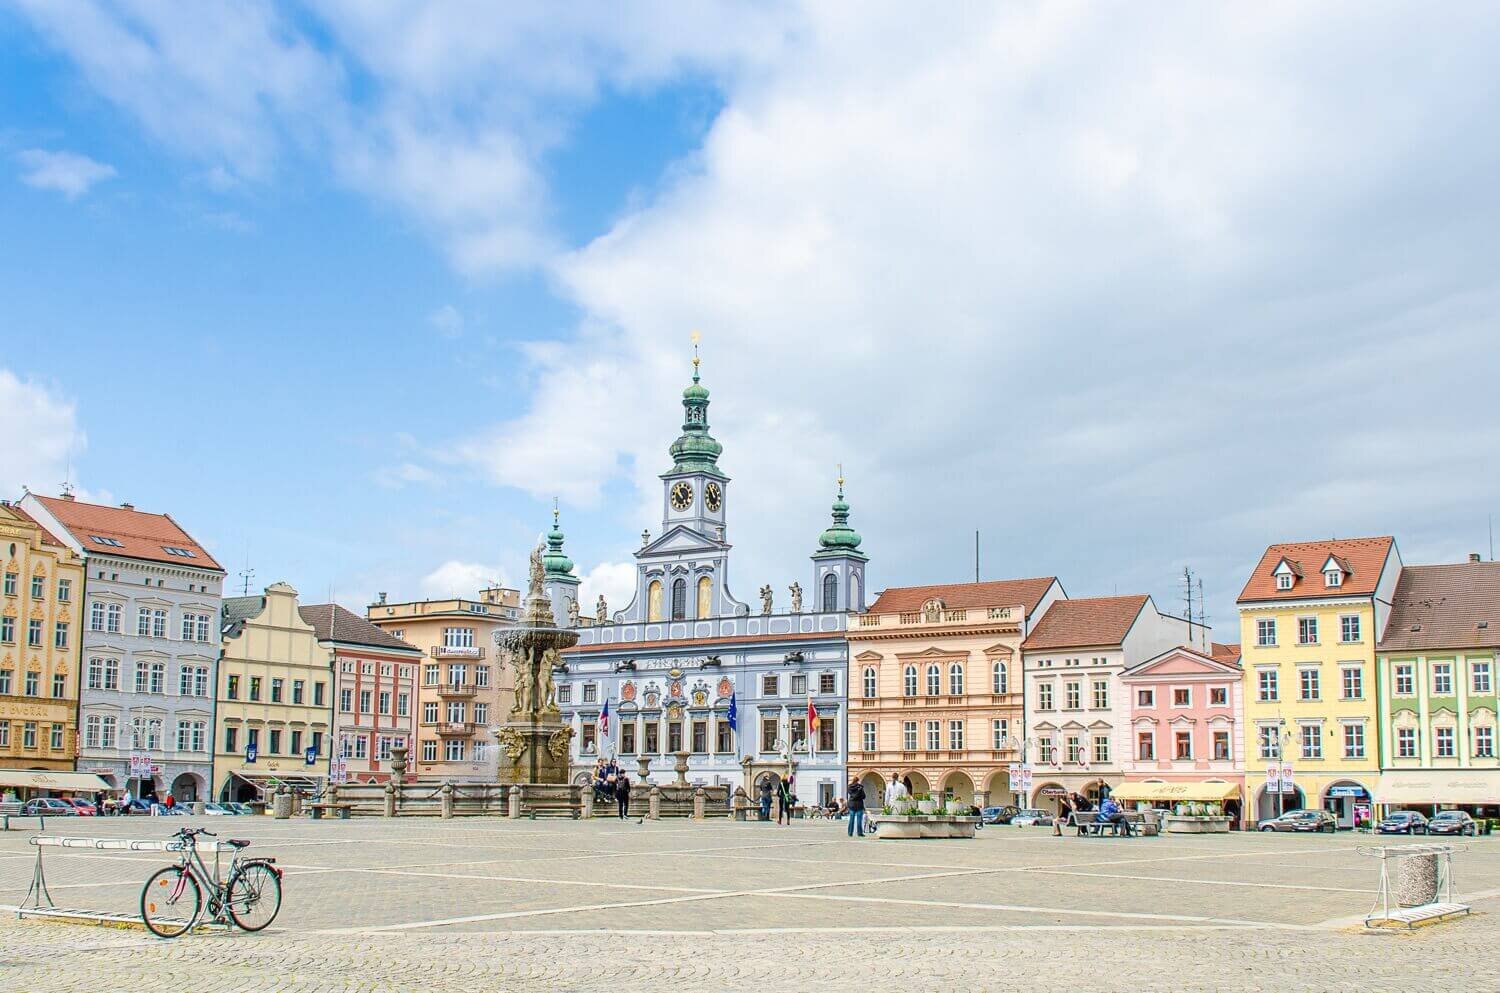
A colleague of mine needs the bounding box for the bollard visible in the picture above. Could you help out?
[508,784,522,819]
[580,786,594,820]
[440,782,454,820]
[290,790,303,817]
[273,787,293,820]
[693,786,706,821]
[191,801,205,815]
[383,783,396,819]
[648,785,661,821]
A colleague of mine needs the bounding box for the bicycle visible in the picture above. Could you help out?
[140,827,283,938]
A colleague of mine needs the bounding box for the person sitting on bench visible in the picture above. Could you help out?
[1096,796,1132,836]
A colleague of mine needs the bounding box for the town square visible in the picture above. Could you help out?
[4,3,1500,991]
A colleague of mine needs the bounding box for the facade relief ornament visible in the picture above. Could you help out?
[567,598,580,627]
[547,725,576,760]
[716,676,733,699]
[621,680,637,702]
[759,585,773,614]
[496,726,528,760]
[789,582,802,614]
[596,595,608,623]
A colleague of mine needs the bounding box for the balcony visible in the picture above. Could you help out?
[856,605,1016,629]
[435,721,477,737]
[430,645,485,660]
[436,682,479,699]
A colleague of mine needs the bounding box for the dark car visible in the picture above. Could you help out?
[21,798,77,817]
[1376,810,1429,835]
[981,805,1020,825]
[1259,809,1337,833]
[1424,811,1476,836]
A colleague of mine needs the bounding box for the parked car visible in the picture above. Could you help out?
[1259,809,1337,833]
[161,803,191,815]
[1376,810,1429,835]
[1011,808,1054,827]
[1425,810,1478,836]
[981,805,1020,825]
[67,797,97,816]
[21,798,77,817]
[201,802,235,816]
[226,802,254,815]
[120,798,154,816]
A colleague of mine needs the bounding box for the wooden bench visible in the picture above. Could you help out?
[307,802,354,820]
[1070,812,1140,837]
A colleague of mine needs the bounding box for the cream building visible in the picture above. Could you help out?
[214,582,333,801]
[366,587,519,782]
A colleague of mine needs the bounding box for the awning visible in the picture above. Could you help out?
[1109,780,1241,802]
[228,770,321,789]
[0,769,113,792]
[1374,770,1500,806]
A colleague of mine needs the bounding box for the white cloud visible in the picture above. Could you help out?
[15,149,116,199]
[578,560,637,618]
[427,305,464,339]
[0,370,87,499]
[419,560,510,599]
[374,463,441,489]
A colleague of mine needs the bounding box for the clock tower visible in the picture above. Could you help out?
[659,337,728,540]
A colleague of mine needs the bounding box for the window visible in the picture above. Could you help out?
[822,573,838,610]
[1038,683,1054,710]
[621,723,637,754]
[1093,735,1110,764]
[422,740,438,762]
[1394,663,1414,695]
[445,701,466,722]
[162,545,197,559]
[1255,618,1276,646]
[862,722,876,752]
[268,729,283,755]
[106,603,120,633]
[135,661,164,695]
[1064,681,1081,709]
[475,666,490,688]
[314,682,326,707]
[178,665,208,697]
[716,720,732,753]
[1212,730,1230,761]
[639,721,656,754]
[442,627,475,649]
[761,717,778,752]
[670,578,686,621]
[23,722,37,749]
[1167,687,1187,707]
[57,578,71,602]
[1,572,13,595]
[791,674,806,696]
[925,665,940,697]
[341,688,354,713]
[52,672,65,698]
[1473,660,1493,695]
[1065,734,1081,764]
[1299,667,1320,701]
[902,721,918,751]
[445,739,463,761]
[27,619,42,647]
[1209,686,1228,706]
[1137,732,1155,761]
[360,690,372,713]
[692,720,707,753]
[1038,738,1055,765]
[582,683,597,704]
[786,719,803,750]
[1340,615,1360,643]
[424,664,439,685]
[54,621,68,649]
[1276,572,1293,591]
[992,718,1009,749]
[1092,680,1109,709]
[1476,726,1495,759]
[270,678,284,703]
[100,715,119,749]
[1136,688,1155,707]
[49,723,63,751]
[948,720,965,750]
[819,719,835,752]
[1324,569,1342,588]
[862,667,877,698]
[1258,725,1278,761]
[991,662,1008,694]
[249,676,261,701]
[1174,731,1192,760]
[1257,668,1278,702]
[762,673,778,697]
[1299,723,1322,760]
[1396,726,1417,758]
[30,574,44,599]
[925,720,941,751]
[1432,662,1453,696]
[293,680,305,705]
[903,665,917,697]
[176,721,206,753]
[1297,617,1318,645]
[1340,666,1363,700]
[0,669,10,695]
[225,673,239,699]
[948,663,964,696]
[1343,723,1365,759]
[0,721,8,747]
[89,601,104,632]
[24,671,38,696]
[820,671,836,695]
[181,613,210,642]
[556,683,571,704]
[379,691,391,715]
[1434,726,1456,758]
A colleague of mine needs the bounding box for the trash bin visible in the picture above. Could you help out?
[272,790,293,820]
[1394,853,1440,907]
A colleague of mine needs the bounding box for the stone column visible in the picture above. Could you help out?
[693,786,706,820]
[648,785,661,820]
[440,782,454,820]
[580,784,594,819]
[508,784,522,819]
[382,783,396,818]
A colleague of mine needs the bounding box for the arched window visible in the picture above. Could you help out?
[992,661,1008,695]
[862,667,877,699]
[850,574,861,611]
[647,581,663,622]
[671,578,687,620]
[903,665,917,697]
[822,573,838,611]
[696,576,712,617]
[926,664,941,697]
[949,662,964,696]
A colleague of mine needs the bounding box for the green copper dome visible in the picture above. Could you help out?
[667,350,724,474]
[543,505,575,578]
[817,478,863,552]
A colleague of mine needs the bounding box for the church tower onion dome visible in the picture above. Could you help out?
[667,340,725,475]
[543,505,575,578]
[817,477,864,554]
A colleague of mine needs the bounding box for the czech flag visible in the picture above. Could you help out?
[599,698,610,737]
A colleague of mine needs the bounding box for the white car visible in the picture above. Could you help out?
[1011,808,1054,827]
[201,802,235,816]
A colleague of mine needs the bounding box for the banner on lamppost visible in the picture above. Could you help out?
[129,753,151,778]
[1264,763,1280,792]
[1279,763,1295,793]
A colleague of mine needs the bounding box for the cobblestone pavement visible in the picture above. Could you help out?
[2,816,1497,991]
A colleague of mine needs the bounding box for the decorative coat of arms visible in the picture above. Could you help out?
[669,679,684,699]
[643,689,660,708]
[716,676,733,699]
[621,680,637,702]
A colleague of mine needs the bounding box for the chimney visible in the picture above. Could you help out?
[1470,553,1483,563]
[120,502,134,511]
[61,492,75,502]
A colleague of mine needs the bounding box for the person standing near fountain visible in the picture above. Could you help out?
[615,773,632,820]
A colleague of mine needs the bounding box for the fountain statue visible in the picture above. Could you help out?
[492,541,580,786]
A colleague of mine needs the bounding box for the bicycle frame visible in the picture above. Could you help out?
[162,830,279,928]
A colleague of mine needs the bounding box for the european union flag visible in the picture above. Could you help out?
[727,691,737,731]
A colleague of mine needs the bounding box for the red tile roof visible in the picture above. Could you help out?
[1021,595,1149,651]
[1210,642,1242,665]
[1237,536,1393,604]
[8,504,69,549]
[1377,562,1500,652]
[867,577,1059,617]
[30,494,223,571]
[300,604,423,655]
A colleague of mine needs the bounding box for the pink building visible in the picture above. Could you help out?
[1117,643,1245,821]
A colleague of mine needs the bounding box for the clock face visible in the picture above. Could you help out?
[704,482,722,512]
[669,481,694,511]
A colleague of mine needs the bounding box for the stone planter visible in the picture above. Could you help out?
[1163,814,1231,834]
[875,814,979,840]
[916,799,939,814]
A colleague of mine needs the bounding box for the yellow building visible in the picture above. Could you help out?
[366,587,519,782]
[214,582,333,801]
[0,501,84,774]
[1237,536,1401,826]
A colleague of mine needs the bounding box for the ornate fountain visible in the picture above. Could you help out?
[492,543,579,786]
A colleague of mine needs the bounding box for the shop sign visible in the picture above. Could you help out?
[1327,785,1365,798]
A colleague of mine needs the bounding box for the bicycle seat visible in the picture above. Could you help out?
[226,839,252,849]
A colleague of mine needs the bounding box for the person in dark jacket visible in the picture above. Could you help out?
[777,777,795,825]
[759,780,773,822]
[1054,793,1072,836]
[615,774,631,820]
[846,779,867,837]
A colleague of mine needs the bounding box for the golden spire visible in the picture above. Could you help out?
[690,330,701,380]
[837,463,844,500]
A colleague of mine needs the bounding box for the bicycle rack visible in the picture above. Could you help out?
[18,836,235,932]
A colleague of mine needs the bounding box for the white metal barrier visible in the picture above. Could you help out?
[1357,843,1470,928]
[19,835,234,930]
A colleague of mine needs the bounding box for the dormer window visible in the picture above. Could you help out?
[1272,558,1299,591]
[1277,573,1293,591]
[1323,569,1342,588]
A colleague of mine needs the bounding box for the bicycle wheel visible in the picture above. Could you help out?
[226,863,282,932]
[141,867,202,938]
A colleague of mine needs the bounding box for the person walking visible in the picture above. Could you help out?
[1053,792,1072,837]
[846,779,867,838]
[759,779,773,822]
[615,773,632,820]
[777,776,795,825]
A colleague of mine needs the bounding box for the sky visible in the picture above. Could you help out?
[3,2,1499,635]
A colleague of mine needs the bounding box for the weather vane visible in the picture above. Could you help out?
[837,462,844,498]
[691,330,701,377]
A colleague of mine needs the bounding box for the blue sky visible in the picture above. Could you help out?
[3,4,1499,630]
